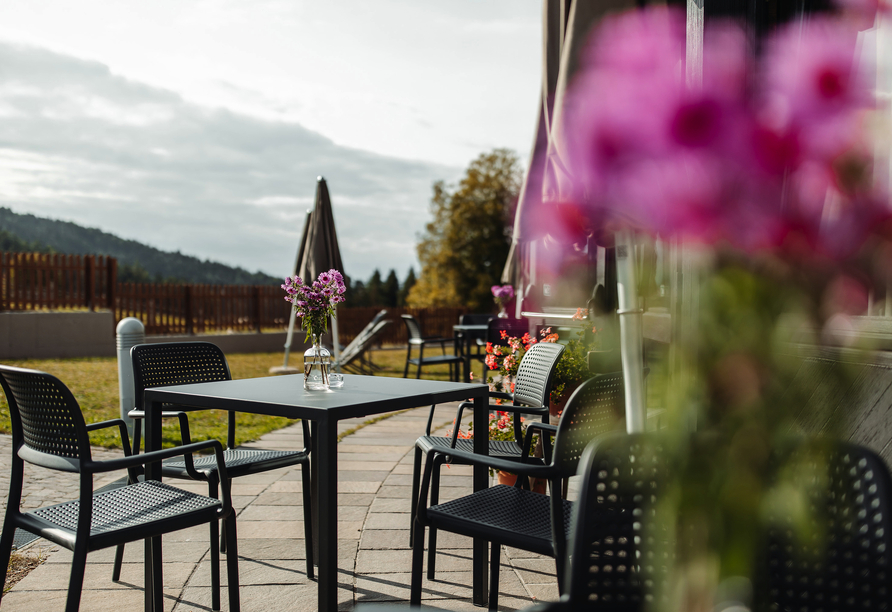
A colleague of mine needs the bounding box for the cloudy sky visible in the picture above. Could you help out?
[0,0,542,281]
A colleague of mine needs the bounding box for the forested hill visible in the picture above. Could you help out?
[0,207,281,285]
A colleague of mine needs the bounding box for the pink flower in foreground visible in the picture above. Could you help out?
[762,17,868,160]
[562,6,881,260]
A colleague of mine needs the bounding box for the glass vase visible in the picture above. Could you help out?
[497,305,509,319]
[303,333,331,390]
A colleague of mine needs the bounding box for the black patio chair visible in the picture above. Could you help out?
[409,341,566,558]
[114,341,313,610]
[410,372,626,611]
[0,365,240,612]
[455,313,494,379]
[401,314,462,380]
[548,433,892,612]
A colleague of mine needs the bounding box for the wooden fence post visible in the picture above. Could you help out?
[253,286,262,333]
[84,255,96,311]
[106,257,117,313]
[185,285,194,335]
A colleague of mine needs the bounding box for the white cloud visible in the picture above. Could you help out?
[0,42,460,280]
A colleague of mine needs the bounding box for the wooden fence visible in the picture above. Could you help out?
[116,283,290,336]
[0,253,116,311]
[1,252,471,343]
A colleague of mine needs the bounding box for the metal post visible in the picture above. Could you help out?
[116,317,145,435]
[331,306,341,373]
[615,230,647,433]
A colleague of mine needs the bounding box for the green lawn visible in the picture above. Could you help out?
[0,345,460,450]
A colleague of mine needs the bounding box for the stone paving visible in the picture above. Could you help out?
[0,402,564,611]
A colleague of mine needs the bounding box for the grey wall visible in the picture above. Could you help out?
[0,311,303,359]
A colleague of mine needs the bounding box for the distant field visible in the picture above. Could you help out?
[0,346,459,449]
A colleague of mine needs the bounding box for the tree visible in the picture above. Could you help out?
[407,149,521,311]
[383,269,399,307]
[398,268,417,306]
[366,269,383,306]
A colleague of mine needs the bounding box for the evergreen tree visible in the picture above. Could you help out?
[398,268,417,306]
[383,269,400,307]
[366,270,383,306]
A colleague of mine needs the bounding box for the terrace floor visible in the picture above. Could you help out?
[1,402,564,611]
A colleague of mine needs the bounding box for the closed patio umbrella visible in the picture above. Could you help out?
[502,0,647,432]
[279,176,345,371]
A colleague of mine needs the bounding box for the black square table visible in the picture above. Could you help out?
[143,373,490,612]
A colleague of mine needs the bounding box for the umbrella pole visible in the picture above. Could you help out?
[615,229,647,433]
[283,309,298,368]
[332,306,341,372]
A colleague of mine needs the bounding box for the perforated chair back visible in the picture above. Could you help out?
[569,435,892,611]
[131,341,234,448]
[401,314,424,343]
[131,342,231,410]
[552,372,625,478]
[755,441,892,612]
[459,313,493,326]
[0,365,91,472]
[512,341,566,408]
[566,434,668,611]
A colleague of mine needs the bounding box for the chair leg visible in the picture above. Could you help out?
[410,517,426,606]
[489,542,501,612]
[65,540,89,612]
[0,523,17,597]
[224,512,241,612]
[427,455,444,580]
[410,446,424,546]
[208,480,221,612]
[403,345,412,378]
[112,543,125,581]
[300,460,315,580]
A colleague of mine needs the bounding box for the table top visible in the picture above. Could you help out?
[453,324,489,332]
[143,373,488,422]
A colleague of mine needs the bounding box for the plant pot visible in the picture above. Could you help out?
[550,381,582,418]
[497,470,547,494]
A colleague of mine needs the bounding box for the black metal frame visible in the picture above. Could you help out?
[117,341,313,610]
[0,365,240,612]
[401,314,463,380]
[141,372,491,612]
[410,372,626,611]
[409,341,567,576]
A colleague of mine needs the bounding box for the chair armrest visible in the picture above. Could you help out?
[128,409,188,419]
[523,422,557,464]
[426,446,553,479]
[415,446,554,526]
[85,419,139,482]
[128,409,194,448]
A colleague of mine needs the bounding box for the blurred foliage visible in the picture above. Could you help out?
[408,149,521,311]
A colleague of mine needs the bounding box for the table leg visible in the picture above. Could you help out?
[144,401,163,612]
[317,418,338,612]
[310,421,319,566]
[471,392,489,607]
